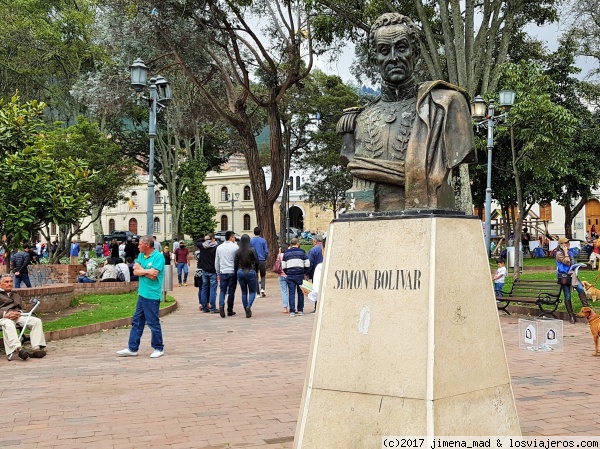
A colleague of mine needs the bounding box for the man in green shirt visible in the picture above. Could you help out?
[117,235,165,358]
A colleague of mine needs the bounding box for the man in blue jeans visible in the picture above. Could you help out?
[196,233,219,313]
[215,231,238,318]
[282,238,310,317]
[250,227,268,297]
[117,235,165,358]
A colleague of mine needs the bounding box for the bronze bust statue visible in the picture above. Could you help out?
[337,13,476,211]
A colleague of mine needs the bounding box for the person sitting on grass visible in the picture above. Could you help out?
[0,274,46,360]
[78,258,98,283]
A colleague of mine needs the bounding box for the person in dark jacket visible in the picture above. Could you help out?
[10,246,31,288]
[282,238,310,317]
[250,227,268,298]
[196,234,219,313]
[110,238,119,259]
[124,238,136,260]
[235,234,259,318]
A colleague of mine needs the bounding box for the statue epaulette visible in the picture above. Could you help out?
[336,106,363,134]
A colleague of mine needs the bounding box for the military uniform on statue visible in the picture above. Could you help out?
[293,13,520,448]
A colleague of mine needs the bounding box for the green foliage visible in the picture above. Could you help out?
[43,116,137,212]
[295,71,358,215]
[180,159,217,240]
[0,96,94,249]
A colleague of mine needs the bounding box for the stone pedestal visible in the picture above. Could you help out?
[294,212,520,447]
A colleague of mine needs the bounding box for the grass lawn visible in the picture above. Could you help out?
[38,292,173,333]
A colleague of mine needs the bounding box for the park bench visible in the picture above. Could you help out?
[576,249,591,267]
[496,278,562,318]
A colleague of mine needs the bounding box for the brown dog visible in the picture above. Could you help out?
[581,281,600,301]
[577,307,600,356]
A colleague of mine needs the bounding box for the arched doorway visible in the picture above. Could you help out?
[129,218,138,235]
[109,219,115,233]
[289,206,304,229]
[586,199,600,235]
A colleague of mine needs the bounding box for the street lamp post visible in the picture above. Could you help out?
[226,192,240,233]
[129,58,172,236]
[471,90,516,258]
[286,179,292,244]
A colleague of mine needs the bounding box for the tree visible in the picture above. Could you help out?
[41,117,138,259]
[107,0,318,266]
[295,72,358,217]
[0,96,93,255]
[494,62,577,274]
[0,0,105,122]
[180,159,217,241]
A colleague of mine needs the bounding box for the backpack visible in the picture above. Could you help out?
[116,266,125,282]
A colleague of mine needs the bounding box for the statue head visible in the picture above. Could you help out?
[369,13,420,85]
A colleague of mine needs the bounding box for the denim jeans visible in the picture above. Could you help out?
[237,269,258,309]
[219,273,237,312]
[561,282,585,302]
[177,263,189,284]
[286,275,304,313]
[494,282,504,297]
[14,273,31,288]
[278,276,289,308]
[128,295,163,351]
[256,260,266,293]
[200,272,218,311]
[78,276,95,284]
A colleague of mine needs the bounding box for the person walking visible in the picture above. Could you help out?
[174,241,189,287]
[250,227,268,297]
[196,234,219,313]
[117,235,165,358]
[556,237,589,323]
[306,235,324,313]
[162,245,171,267]
[273,244,289,313]
[215,231,238,318]
[282,238,310,317]
[235,234,259,318]
[124,238,136,260]
[95,242,103,258]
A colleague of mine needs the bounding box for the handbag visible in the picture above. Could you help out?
[272,257,282,275]
[557,272,571,286]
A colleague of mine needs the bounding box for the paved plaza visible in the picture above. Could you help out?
[2,275,600,448]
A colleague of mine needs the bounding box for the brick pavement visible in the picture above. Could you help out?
[1,275,600,448]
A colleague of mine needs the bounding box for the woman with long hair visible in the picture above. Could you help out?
[274,244,289,313]
[110,238,119,259]
[234,234,259,318]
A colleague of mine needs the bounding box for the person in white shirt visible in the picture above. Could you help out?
[116,259,131,282]
[493,259,507,297]
[307,237,326,310]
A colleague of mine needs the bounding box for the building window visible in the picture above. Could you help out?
[221,186,229,201]
[289,177,294,190]
[129,218,138,234]
[540,203,552,221]
[154,191,162,205]
[296,176,301,190]
[244,185,251,201]
[243,214,251,231]
[220,215,228,231]
[50,223,57,235]
[153,217,161,233]
[131,192,138,208]
[109,219,115,233]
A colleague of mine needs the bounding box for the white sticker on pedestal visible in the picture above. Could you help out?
[358,305,371,334]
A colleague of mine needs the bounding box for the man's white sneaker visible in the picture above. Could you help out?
[260,289,266,297]
[298,311,304,316]
[289,312,296,317]
[150,349,164,358]
[116,348,138,357]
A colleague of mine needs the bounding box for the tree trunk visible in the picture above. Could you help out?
[564,206,574,240]
[91,205,104,243]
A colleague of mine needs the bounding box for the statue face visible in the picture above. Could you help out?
[374,24,415,84]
